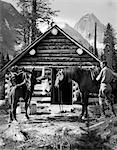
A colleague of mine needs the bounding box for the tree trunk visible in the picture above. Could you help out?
[0,77,5,100]
[31,0,37,42]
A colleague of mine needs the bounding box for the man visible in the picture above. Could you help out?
[96,61,117,117]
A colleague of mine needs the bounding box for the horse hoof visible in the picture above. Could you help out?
[8,120,12,125]
[26,116,29,120]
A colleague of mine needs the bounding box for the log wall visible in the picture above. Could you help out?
[16,31,99,68]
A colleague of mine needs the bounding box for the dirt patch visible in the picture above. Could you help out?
[0,104,117,149]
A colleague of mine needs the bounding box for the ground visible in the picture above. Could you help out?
[0,101,117,150]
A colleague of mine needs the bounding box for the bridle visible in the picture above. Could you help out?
[55,69,64,88]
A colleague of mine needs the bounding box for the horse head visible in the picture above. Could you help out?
[89,66,101,81]
[54,69,64,88]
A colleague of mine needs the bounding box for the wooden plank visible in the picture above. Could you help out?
[36,45,77,50]
[35,53,91,58]
[36,49,77,54]
[43,35,70,40]
[21,55,93,60]
[18,61,98,66]
[41,38,72,43]
[20,57,94,62]
[39,42,75,46]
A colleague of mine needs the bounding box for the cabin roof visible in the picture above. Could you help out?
[0,24,100,74]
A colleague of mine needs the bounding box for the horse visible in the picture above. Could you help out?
[8,67,37,122]
[54,66,116,119]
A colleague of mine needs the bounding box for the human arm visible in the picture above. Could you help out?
[96,69,103,81]
[111,70,117,78]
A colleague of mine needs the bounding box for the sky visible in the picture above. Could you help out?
[3,0,117,31]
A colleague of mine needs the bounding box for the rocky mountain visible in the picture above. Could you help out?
[0,0,24,58]
[62,23,91,49]
[74,13,106,56]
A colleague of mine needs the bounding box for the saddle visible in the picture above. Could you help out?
[10,71,25,86]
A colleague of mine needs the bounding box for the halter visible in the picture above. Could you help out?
[55,69,64,88]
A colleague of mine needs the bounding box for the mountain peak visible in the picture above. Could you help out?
[0,0,24,57]
[62,23,90,49]
[74,13,105,43]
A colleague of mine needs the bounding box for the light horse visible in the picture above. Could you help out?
[55,67,116,119]
[8,67,37,122]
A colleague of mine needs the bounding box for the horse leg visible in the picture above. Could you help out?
[25,92,30,120]
[25,100,29,120]
[9,107,13,123]
[80,92,88,119]
[9,91,14,123]
[84,93,89,118]
[12,98,18,121]
[80,92,85,118]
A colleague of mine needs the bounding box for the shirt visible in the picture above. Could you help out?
[96,66,114,84]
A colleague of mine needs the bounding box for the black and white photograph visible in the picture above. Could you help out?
[0,0,117,149]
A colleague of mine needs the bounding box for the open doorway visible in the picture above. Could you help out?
[51,68,72,105]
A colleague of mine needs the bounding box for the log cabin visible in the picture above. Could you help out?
[0,25,100,104]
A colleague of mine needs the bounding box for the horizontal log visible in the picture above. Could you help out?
[36,45,78,50]
[35,53,92,58]
[44,35,69,39]
[18,61,98,66]
[35,49,77,54]
[41,38,72,43]
[26,52,92,58]
[39,41,75,47]
[20,56,94,62]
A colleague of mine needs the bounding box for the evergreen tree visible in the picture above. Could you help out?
[14,0,58,44]
[0,52,5,99]
[0,52,4,69]
[103,23,117,70]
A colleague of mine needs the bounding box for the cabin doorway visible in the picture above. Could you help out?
[51,68,72,105]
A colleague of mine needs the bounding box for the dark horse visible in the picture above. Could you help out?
[55,67,116,119]
[8,67,37,122]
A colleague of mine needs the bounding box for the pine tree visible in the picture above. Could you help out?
[0,52,5,100]
[103,23,117,70]
[0,52,4,69]
[14,0,58,44]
